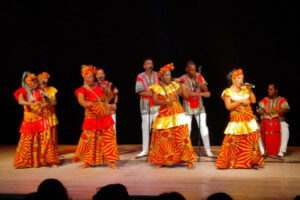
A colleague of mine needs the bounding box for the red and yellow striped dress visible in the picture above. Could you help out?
[148,82,196,166]
[13,87,59,168]
[73,86,119,166]
[216,86,264,169]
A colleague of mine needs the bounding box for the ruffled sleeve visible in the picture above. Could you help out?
[148,83,160,95]
[14,87,26,101]
[75,86,86,98]
[221,88,231,100]
[47,86,58,98]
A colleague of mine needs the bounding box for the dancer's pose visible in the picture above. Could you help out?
[147,63,197,169]
[135,58,160,157]
[73,65,119,169]
[216,69,264,169]
[179,61,213,157]
[14,72,59,168]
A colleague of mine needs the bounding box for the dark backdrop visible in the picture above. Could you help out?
[3,1,299,146]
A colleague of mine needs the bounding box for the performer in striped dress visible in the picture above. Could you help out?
[73,65,119,169]
[14,72,59,168]
[216,69,264,169]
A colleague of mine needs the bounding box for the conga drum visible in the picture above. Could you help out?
[260,115,281,156]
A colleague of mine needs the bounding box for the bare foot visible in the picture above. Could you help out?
[253,165,263,170]
[108,162,119,169]
[80,163,90,169]
[187,162,194,170]
[51,164,58,168]
[156,164,163,168]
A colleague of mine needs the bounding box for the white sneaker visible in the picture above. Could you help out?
[277,152,284,157]
[206,151,214,157]
[136,151,148,158]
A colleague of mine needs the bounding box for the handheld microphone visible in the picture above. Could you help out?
[149,67,153,72]
[243,82,255,89]
[198,65,202,74]
[37,89,50,100]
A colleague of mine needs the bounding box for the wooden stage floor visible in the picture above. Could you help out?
[0,145,300,200]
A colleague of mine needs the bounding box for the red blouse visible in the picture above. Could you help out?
[75,86,114,130]
[14,87,50,135]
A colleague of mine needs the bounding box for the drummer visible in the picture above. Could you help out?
[257,83,290,157]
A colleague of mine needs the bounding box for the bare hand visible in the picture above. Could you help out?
[240,98,250,106]
[85,101,93,107]
[174,78,181,83]
[108,103,117,111]
[31,101,42,107]
[113,88,119,94]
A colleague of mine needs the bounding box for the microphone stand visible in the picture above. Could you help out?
[146,68,153,161]
[196,66,203,162]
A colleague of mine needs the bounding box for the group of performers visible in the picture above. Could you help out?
[13,59,290,170]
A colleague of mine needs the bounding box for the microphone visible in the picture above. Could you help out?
[198,65,202,74]
[97,76,104,81]
[37,89,50,100]
[149,67,153,72]
[243,82,255,89]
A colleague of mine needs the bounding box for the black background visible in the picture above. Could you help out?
[4,1,299,146]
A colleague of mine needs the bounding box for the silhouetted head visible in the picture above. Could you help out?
[156,192,185,200]
[207,192,233,200]
[93,184,129,200]
[37,179,68,200]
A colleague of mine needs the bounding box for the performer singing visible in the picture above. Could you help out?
[257,83,290,157]
[147,63,197,169]
[37,72,59,158]
[96,67,118,133]
[216,69,264,169]
[179,61,213,157]
[135,58,160,157]
[73,65,119,169]
[14,72,59,168]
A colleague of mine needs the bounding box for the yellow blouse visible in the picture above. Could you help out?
[149,82,188,129]
[221,86,259,135]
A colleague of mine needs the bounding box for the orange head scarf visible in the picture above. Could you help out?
[81,65,96,78]
[158,63,175,78]
[37,72,50,82]
[232,69,244,81]
[25,73,37,84]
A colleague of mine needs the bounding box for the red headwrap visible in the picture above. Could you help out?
[158,63,175,78]
[25,74,37,84]
[81,65,96,78]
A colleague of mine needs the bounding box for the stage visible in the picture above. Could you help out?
[0,145,300,200]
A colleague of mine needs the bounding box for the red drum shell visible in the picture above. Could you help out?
[260,117,281,156]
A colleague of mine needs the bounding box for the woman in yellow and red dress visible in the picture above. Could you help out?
[13,72,60,168]
[147,63,197,169]
[37,72,59,161]
[216,69,264,169]
[73,65,119,169]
